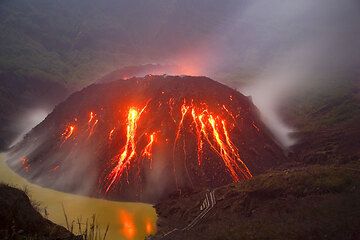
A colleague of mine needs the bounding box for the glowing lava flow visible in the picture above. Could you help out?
[109,127,115,141]
[222,104,236,122]
[142,133,156,165]
[62,125,75,141]
[174,102,190,143]
[191,109,203,165]
[208,116,250,181]
[88,111,95,123]
[59,98,253,193]
[181,102,253,181]
[88,111,98,136]
[106,106,146,192]
[21,156,30,172]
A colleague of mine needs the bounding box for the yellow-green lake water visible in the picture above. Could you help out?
[0,154,157,240]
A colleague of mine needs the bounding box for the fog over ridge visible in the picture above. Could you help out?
[195,0,360,147]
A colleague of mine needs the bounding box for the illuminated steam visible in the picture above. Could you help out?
[180,0,360,147]
[9,109,49,147]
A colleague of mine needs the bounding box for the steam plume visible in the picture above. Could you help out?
[190,0,360,147]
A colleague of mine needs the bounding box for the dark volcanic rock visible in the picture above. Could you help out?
[98,64,178,83]
[7,75,285,203]
[0,184,80,240]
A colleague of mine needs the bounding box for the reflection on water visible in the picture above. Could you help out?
[0,154,157,240]
[117,209,156,239]
[119,210,136,239]
[145,217,154,235]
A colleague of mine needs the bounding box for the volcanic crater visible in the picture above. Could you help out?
[8,75,285,202]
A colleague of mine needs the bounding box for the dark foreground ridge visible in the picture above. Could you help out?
[153,161,360,240]
[0,184,80,240]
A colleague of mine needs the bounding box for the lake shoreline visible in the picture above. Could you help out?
[0,153,157,240]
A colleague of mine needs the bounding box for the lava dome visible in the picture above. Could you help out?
[8,75,285,202]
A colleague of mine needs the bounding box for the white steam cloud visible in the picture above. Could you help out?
[9,109,50,148]
[196,0,360,147]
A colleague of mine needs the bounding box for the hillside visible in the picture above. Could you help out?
[153,162,360,240]
[0,0,240,84]
[0,184,80,240]
[7,75,284,203]
[285,78,360,164]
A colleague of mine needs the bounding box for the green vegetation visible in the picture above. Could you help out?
[217,163,360,240]
[155,161,360,240]
[62,205,109,240]
[284,78,360,131]
[237,161,360,193]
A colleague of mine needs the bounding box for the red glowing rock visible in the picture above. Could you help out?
[8,75,285,202]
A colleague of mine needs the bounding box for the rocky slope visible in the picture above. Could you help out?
[285,79,360,165]
[7,75,284,203]
[153,161,360,240]
[98,64,179,83]
[0,184,80,240]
